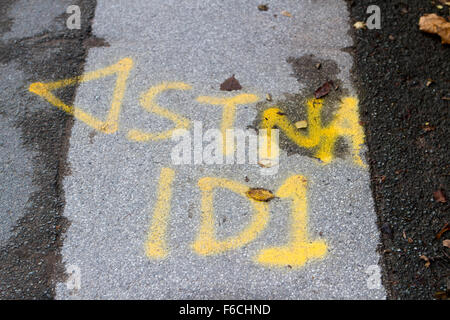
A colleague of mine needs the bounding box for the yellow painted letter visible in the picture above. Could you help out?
[255,175,327,267]
[29,57,133,134]
[145,167,176,259]
[260,97,366,166]
[192,177,270,255]
[128,82,192,142]
[196,94,259,155]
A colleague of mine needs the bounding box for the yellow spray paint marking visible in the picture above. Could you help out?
[191,177,270,255]
[261,97,366,166]
[127,82,192,142]
[196,94,260,155]
[255,175,327,267]
[316,97,366,167]
[29,57,133,134]
[145,167,176,259]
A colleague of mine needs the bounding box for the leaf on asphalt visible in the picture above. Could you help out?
[353,21,366,29]
[220,75,242,91]
[246,188,275,202]
[419,255,431,268]
[258,4,268,11]
[281,11,292,17]
[258,159,276,168]
[433,189,447,203]
[419,13,450,44]
[434,291,449,300]
[314,80,334,99]
[436,223,450,239]
[443,239,450,248]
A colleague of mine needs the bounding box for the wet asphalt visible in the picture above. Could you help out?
[0,0,96,299]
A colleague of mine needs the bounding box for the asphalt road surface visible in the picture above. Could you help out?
[0,0,448,300]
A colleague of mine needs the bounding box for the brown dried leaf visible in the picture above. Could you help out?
[436,223,450,239]
[281,11,292,17]
[258,4,269,11]
[246,188,275,202]
[419,13,450,44]
[434,291,449,300]
[419,255,431,268]
[443,239,450,248]
[433,189,447,203]
[220,75,242,91]
[314,80,334,99]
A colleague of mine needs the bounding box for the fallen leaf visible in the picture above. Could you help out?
[420,255,431,268]
[220,75,242,91]
[314,80,334,99]
[422,122,435,132]
[258,159,276,168]
[353,21,366,29]
[426,79,434,86]
[419,13,450,44]
[266,93,272,101]
[315,63,321,69]
[258,4,268,11]
[434,291,449,300]
[246,188,275,202]
[295,120,308,129]
[433,189,447,203]
[281,10,292,17]
[443,239,450,248]
[436,223,450,239]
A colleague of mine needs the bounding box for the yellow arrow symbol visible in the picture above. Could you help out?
[29,57,133,134]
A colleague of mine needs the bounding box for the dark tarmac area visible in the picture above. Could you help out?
[348,0,449,299]
[0,0,96,299]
